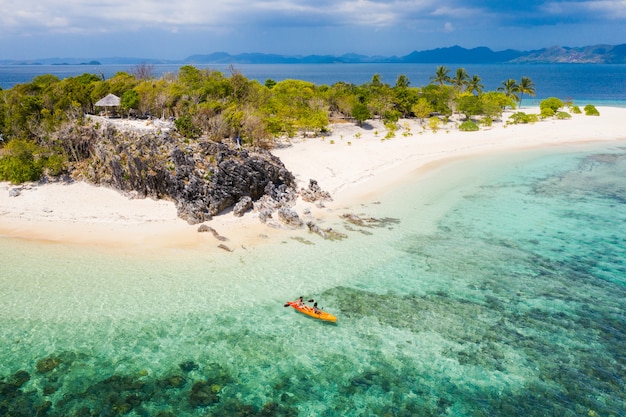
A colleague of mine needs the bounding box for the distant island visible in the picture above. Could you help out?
[1,44,625,66]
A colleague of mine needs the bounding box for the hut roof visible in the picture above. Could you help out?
[95,93,121,107]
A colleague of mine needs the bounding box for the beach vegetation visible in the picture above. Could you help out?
[351,103,371,126]
[556,111,572,119]
[466,75,484,95]
[584,104,600,116]
[459,120,479,131]
[497,79,520,105]
[540,97,564,114]
[570,105,582,114]
[451,68,470,92]
[0,64,565,182]
[0,139,46,183]
[411,98,434,124]
[430,66,451,86]
[508,112,539,124]
[480,117,493,127]
[428,116,441,132]
[517,76,536,107]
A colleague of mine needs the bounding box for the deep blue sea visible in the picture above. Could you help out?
[1,63,626,105]
[1,141,625,416]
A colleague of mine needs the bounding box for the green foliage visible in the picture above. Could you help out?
[174,115,201,139]
[121,90,139,111]
[456,93,482,118]
[540,107,556,118]
[584,104,600,116]
[540,97,564,113]
[480,117,493,127]
[0,139,45,183]
[351,103,371,125]
[459,120,479,131]
[570,105,582,114]
[556,111,572,119]
[508,112,539,124]
[428,116,441,132]
[382,109,400,124]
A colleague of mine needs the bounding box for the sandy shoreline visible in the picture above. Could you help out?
[2,106,625,250]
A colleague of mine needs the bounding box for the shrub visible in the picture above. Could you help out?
[584,104,600,116]
[480,117,493,127]
[540,97,564,113]
[428,116,441,132]
[0,139,45,183]
[509,112,530,124]
[540,107,555,118]
[556,111,572,120]
[570,105,582,114]
[459,120,479,131]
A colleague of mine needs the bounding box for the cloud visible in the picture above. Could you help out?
[1,0,624,58]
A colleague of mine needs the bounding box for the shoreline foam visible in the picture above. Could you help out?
[2,107,625,250]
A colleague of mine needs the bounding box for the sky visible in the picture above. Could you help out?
[1,0,625,60]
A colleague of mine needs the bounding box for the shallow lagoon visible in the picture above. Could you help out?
[1,142,625,416]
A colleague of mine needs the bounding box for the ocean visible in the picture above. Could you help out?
[1,141,625,416]
[1,63,626,105]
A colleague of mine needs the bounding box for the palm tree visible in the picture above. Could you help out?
[498,79,520,103]
[466,75,484,95]
[430,66,451,86]
[451,68,469,91]
[517,76,536,108]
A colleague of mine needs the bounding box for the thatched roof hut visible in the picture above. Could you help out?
[95,93,120,117]
[95,93,121,107]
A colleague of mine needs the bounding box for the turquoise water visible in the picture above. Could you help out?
[1,142,625,416]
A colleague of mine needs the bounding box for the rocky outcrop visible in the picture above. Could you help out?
[233,196,252,217]
[74,124,296,224]
[300,179,332,206]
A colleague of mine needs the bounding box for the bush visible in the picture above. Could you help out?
[174,115,201,139]
[428,116,441,132]
[509,112,535,124]
[584,104,600,116]
[556,111,572,119]
[0,139,45,183]
[570,105,582,114]
[480,117,493,127]
[540,97,564,113]
[540,107,556,118]
[459,120,479,131]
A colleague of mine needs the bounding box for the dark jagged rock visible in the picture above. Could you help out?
[232,196,252,217]
[72,124,296,224]
[277,207,303,228]
[306,221,348,240]
[218,244,233,252]
[300,179,332,203]
[189,381,220,407]
[36,356,61,373]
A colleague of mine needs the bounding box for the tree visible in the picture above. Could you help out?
[430,66,451,86]
[351,102,371,126]
[394,74,410,89]
[411,98,433,124]
[451,68,469,91]
[497,79,520,104]
[466,75,484,95]
[121,90,139,115]
[518,76,536,108]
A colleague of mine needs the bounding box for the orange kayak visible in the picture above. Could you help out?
[286,301,337,323]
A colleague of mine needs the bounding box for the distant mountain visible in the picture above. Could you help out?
[3,44,626,66]
[509,44,626,64]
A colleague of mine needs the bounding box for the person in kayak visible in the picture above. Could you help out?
[297,297,306,308]
[313,302,321,314]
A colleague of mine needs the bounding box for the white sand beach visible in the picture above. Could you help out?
[1,107,625,249]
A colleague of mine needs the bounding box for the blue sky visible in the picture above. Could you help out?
[1,0,625,59]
